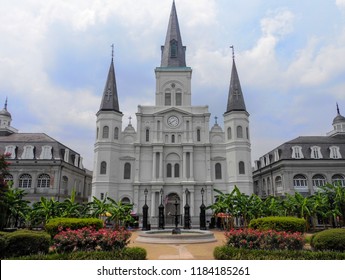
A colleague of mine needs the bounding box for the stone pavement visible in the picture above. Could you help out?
[128,230,227,260]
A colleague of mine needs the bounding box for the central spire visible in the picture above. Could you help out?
[160,1,186,67]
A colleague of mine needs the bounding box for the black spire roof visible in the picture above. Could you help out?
[160,1,186,67]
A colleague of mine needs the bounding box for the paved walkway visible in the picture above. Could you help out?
[128,230,227,260]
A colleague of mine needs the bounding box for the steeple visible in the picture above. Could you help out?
[160,1,186,67]
[99,48,121,113]
[225,47,247,113]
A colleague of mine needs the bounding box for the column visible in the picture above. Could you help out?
[133,186,139,214]
[182,152,187,179]
[159,152,163,180]
[152,152,156,180]
[190,189,195,216]
[190,150,194,180]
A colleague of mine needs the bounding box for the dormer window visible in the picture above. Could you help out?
[22,145,35,159]
[170,40,178,58]
[40,145,52,159]
[5,145,16,159]
[274,149,280,161]
[311,146,322,159]
[330,146,342,159]
[292,146,303,159]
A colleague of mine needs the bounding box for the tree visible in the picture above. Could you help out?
[106,197,134,229]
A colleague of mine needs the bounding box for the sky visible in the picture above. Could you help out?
[1,0,345,170]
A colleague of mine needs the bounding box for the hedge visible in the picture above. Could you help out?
[214,245,345,260]
[45,218,104,237]
[248,216,306,233]
[7,247,147,260]
[311,228,345,252]
[1,230,51,258]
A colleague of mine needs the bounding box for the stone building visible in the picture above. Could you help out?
[253,105,345,197]
[0,99,92,204]
[91,1,253,226]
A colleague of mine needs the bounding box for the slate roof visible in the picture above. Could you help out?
[160,1,186,67]
[99,59,121,113]
[225,59,247,113]
[0,133,81,164]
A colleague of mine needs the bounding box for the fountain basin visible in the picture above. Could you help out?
[135,229,216,244]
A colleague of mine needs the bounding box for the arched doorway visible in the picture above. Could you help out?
[165,193,181,226]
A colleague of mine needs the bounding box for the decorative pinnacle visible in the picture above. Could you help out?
[4,97,8,110]
[230,45,235,60]
[215,116,218,125]
[337,103,340,115]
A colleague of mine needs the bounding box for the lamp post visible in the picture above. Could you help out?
[200,187,206,230]
[142,188,149,231]
[172,196,181,234]
[158,188,165,229]
[184,188,191,229]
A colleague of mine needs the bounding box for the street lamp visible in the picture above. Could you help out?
[142,188,149,231]
[200,188,206,230]
[172,196,181,234]
[184,188,191,229]
[158,188,165,229]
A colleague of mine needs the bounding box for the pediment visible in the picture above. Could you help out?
[154,107,193,116]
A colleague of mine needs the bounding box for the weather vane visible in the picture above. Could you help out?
[230,45,235,60]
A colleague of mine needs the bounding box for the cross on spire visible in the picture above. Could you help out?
[230,45,235,60]
[215,116,218,125]
[111,44,114,60]
[105,87,112,102]
[128,116,132,125]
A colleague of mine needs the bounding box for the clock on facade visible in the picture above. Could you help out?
[167,115,179,127]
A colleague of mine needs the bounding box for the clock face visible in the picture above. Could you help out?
[167,115,179,127]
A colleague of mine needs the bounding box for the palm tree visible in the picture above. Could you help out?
[106,197,134,229]
[60,189,83,218]
[31,197,61,225]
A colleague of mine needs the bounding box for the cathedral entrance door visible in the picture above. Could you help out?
[165,193,181,226]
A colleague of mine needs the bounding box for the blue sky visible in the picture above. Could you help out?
[1,0,345,170]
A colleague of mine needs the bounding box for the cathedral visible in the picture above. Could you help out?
[91,1,253,226]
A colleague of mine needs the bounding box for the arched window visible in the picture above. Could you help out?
[197,129,201,142]
[227,127,232,140]
[102,126,109,138]
[37,174,50,188]
[170,40,178,58]
[215,163,222,179]
[145,129,150,142]
[174,164,180,178]
[121,197,131,205]
[124,163,131,179]
[100,161,107,175]
[293,174,308,189]
[246,127,249,139]
[167,163,172,178]
[237,126,243,138]
[171,134,175,143]
[114,127,119,140]
[96,127,99,139]
[165,91,171,106]
[19,174,32,188]
[239,161,245,174]
[4,174,13,185]
[176,91,182,106]
[332,174,345,187]
[312,174,326,189]
[275,176,282,190]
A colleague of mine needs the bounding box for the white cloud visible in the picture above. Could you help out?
[336,0,345,10]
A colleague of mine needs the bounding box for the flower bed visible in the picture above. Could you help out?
[225,228,305,250]
[52,227,131,254]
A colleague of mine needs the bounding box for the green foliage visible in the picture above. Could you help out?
[0,235,6,258]
[248,216,306,233]
[2,230,51,258]
[7,247,147,260]
[213,245,345,260]
[311,228,345,252]
[45,217,103,237]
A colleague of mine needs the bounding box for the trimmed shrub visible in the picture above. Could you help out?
[225,228,304,250]
[311,228,345,252]
[45,218,104,237]
[52,227,131,253]
[248,216,306,233]
[9,247,147,260]
[3,230,51,258]
[214,245,345,260]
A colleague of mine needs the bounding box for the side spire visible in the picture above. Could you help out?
[225,46,247,113]
[99,45,121,113]
[160,1,186,67]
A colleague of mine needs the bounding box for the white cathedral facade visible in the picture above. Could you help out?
[91,2,253,226]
